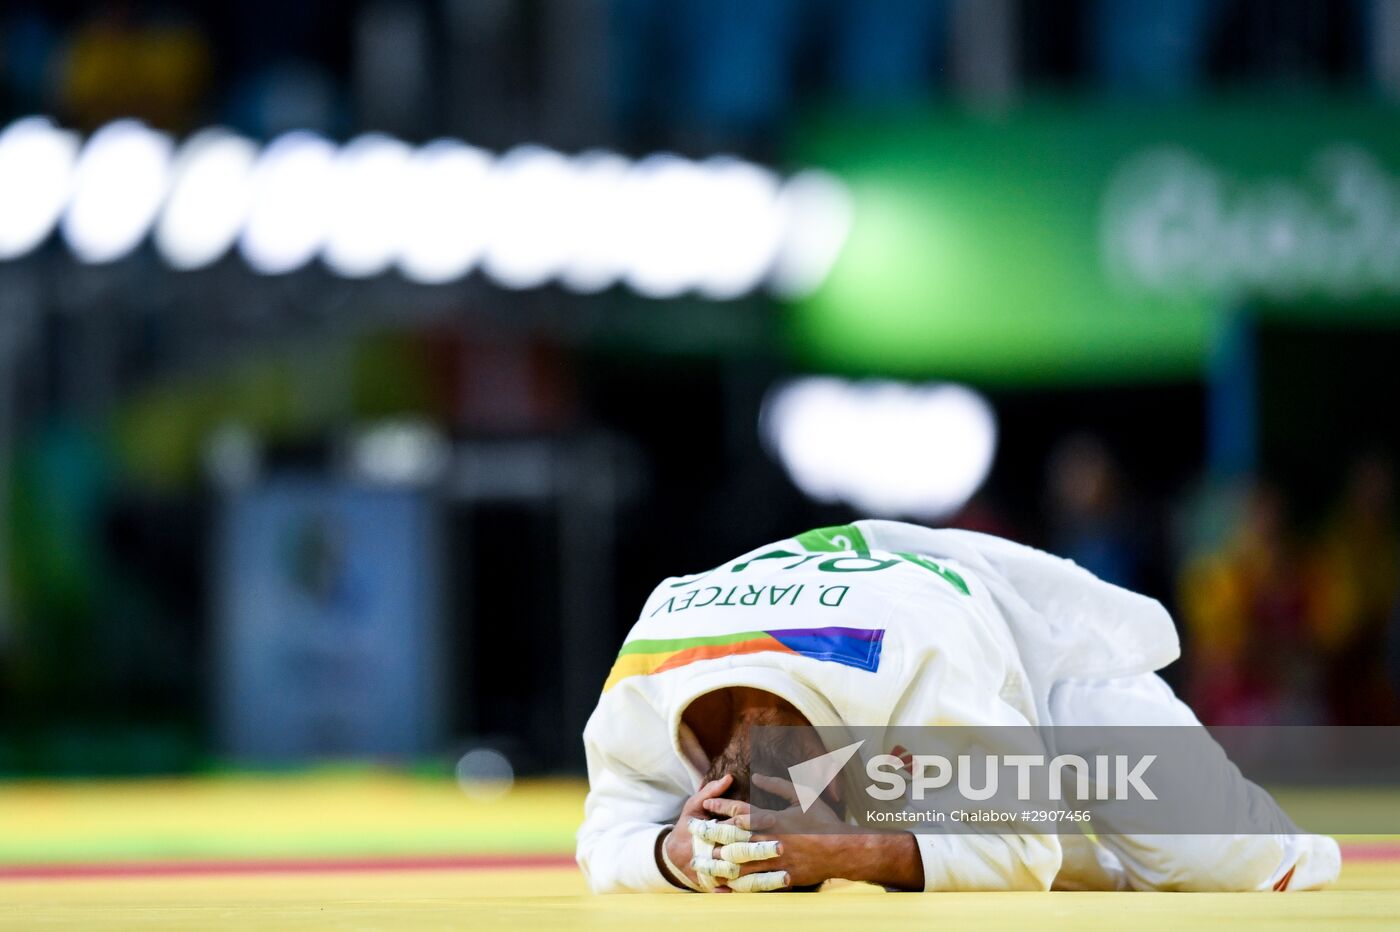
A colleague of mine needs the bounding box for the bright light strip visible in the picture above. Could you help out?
[0,116,853,298]
[0,117,79,260]
[61,119,173,263]
[769,171,855,298]
[397,139,494,284]
[323,133,414,278]
[155,128,258,270]
[698,157,784,300]
[238,130,336,275]
[623,153,712,298]
[761,378,998,520]
[480,145,576,290]
[558,149,631,293]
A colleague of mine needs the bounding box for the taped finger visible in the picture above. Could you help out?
[727,870,790,893]
[693,834,713,864]
[690,836,718,890]
[717,841,781,864]
[690,857,741,881]
[687,817,752,845]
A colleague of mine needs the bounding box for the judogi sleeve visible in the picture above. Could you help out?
[891,660,1064,891]
[913,828,1062,892]
[576,703,690,894]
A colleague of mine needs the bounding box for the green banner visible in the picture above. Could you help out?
[791,100,1400,384]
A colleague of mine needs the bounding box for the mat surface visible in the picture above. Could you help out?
[2,774,1397,930]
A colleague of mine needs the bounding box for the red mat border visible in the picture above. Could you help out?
[1,844,1395,881]
[1338,843,1400,863]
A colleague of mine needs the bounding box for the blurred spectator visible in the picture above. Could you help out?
[948,491,1026,543]
[225,59,342,139]
[57,4,212,131]
[613,0,956,148]
[1090,0,1214,97]
[1178,482,1324,724]
[6,419,115,709]
[668,0,803,146]
[1310,454,1400,723]
[1,9,61,113]
[1045,434,1145,591]
[354,1,431,138]
[828,0,948,105]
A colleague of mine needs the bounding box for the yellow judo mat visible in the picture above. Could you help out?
[1,772,1397,930]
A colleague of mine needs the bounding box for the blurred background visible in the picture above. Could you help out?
[0,0,1399,791]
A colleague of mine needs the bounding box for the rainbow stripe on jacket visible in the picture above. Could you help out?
[602,626,885,692]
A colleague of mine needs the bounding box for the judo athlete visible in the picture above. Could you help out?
[577,521,1341,894]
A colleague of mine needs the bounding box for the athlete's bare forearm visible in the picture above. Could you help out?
[837,832,923,890]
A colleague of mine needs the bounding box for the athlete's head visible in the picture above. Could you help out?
[684,687,824,811]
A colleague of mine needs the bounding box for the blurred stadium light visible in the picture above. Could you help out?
[397,139,495,285]
[154,129,259,270]
[322,134,416,279]
[761,378,998,520]
[697,158,786,300]
[0,117,79,260]
[60,120,173,264]
[237,130,338,275]
[479,144,579,290]
[0,115,851,300]
[556,149,632,294]
[768,170,854,299]
[453,747,516,802]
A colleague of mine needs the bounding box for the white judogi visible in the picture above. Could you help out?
[576,520,1341,894]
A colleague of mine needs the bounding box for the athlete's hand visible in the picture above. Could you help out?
[703,772,845,834]
[702,775,922,891]
[660,775,738,890]
[699,775,846,890]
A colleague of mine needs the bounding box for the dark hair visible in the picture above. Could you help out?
[700,709,822,813]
